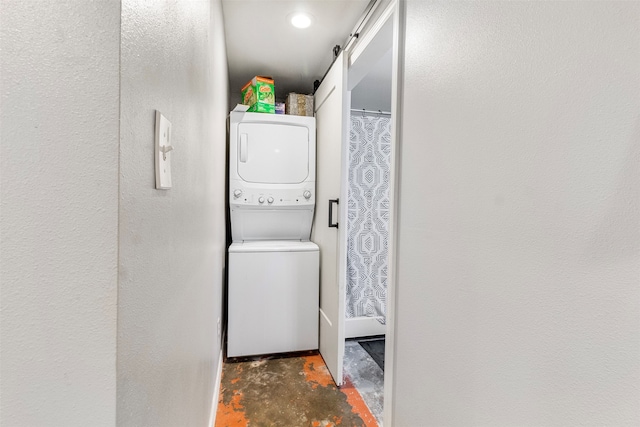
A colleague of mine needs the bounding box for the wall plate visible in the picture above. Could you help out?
[155,111,172,189]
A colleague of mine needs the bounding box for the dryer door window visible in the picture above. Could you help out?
[237,123,309,184]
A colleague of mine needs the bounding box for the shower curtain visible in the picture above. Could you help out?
[346,113,391,322]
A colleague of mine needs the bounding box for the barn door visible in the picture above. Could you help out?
[312,51,349,385]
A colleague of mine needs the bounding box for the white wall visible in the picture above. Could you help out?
[351,49,393,112]
[1,1,228,425]
[117,0,228,426]
[0,1,120,426]
[393,1,640,425]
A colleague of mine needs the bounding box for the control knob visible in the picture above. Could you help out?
[267,197,274,204]
[258,196,265,204]
[233,189,242,198]
[303,190,312,200]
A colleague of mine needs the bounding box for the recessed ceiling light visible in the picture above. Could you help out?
[290,13,313,29]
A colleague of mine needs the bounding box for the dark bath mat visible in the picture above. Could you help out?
[358,338,385,371]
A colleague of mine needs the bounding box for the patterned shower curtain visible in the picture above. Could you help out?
[346,113,391,322]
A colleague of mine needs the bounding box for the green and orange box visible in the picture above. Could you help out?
[241,76,275,113]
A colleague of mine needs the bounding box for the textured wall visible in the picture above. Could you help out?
[0,1,120,426]
[117,0,228,425]
[394,1,640,425]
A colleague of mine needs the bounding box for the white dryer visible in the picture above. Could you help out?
[229,111,316,241]
[227,111,319,357]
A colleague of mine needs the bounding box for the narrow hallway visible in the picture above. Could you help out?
[215,353,378,427]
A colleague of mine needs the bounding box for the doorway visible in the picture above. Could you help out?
[313,1,400,424]
[342,12,393,427]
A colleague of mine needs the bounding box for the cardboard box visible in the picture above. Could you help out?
[241,76,275,113]
[285,93,314,116]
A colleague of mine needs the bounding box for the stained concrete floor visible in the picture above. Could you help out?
[343,340,384,426]
[216,353,377,427]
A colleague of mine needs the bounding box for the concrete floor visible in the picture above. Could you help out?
[343,340,384,426]
[215,353,377,427]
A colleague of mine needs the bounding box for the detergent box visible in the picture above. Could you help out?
[241,76,275,113]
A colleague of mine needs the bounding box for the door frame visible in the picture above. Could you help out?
[385,2,403,424]
[343,0,402,425]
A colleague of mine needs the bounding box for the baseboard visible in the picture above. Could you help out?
[345,316,386,339]
[208,348,224,427]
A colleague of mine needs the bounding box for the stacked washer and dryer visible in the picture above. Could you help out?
[227,110,319,358]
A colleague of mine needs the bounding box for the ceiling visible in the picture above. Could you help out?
[222,0,372,105]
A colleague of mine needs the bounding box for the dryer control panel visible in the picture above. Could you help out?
[230,187,315,207]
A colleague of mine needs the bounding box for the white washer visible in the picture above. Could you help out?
[227,241,319,358]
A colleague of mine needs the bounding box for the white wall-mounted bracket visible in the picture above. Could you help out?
[155,111,173,189]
